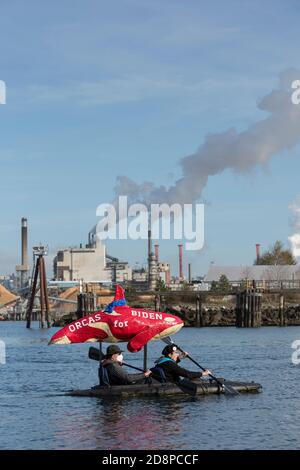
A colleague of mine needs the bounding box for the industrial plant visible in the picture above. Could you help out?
[1,217,300,329]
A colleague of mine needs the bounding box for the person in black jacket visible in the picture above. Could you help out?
[101,345,152,386]
[154,344,211,383]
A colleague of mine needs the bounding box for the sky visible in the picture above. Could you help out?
[1,0,300,278]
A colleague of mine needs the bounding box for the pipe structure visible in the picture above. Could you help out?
[154,244,159,262]
[188,263,192,284]
[16,217,29,288]
[148,229,152,259]
[178,244,183,281]
[255,244,261,264]
[21,218,28,267]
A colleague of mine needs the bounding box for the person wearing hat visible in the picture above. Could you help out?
[153,344,211,383]
[101,344,152,386]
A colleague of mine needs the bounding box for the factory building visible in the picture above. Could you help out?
[53,240,109,282]
[204,264,300,289]
[53,239,133,283]
[106,259,132,283]
[157,262,171,285]
[132,268,148,283]
[148,240,171,288]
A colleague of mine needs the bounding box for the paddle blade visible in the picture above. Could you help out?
[88,346,103,361]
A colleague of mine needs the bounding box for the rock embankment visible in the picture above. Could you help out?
[166,303,300,326]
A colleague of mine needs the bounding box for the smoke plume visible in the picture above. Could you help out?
[114,69,300,206]
[289,196,300,258]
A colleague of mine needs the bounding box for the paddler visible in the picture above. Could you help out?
[152,344,211,383]
[101,345,152,385]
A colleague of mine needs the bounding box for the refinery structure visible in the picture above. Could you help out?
[2,217,300,328]
[53,226,172,288]
[6,218,184,293]
[4,217,300,297]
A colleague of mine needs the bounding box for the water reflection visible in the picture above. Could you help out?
[51,396,194,450]
[1,323,300,449]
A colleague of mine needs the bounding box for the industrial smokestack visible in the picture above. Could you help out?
[178,244,183,281]
[148,229,152,259]
[255,244,261,264]
[21,217,28,267]
[154,244,159,262]
[16,217,30,288]
[188,263,192,284]
[147,228,157,289]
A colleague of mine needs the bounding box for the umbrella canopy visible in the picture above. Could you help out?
[49,285,184,352]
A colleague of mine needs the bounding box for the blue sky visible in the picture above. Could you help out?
[1,0,300,277]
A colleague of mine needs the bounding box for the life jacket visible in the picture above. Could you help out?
[151,357,175,383]
[98,364,110,386]
[156,357,176,365]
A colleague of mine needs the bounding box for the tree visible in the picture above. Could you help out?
[155,278,169,292]
[218,274,232,291]
[255,241,296,265]
[210,274,231,293]
[210,280,219,292]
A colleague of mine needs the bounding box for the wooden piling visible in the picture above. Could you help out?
[236,289,261,328]
[279,293,285,326]
[26,256,39,328]
[155,294,161,312]
[77,292,98,318]
[26,251,50,328]
[196,295,203,327]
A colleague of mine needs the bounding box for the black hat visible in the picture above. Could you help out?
[106,345,123,356]
[162,344,180,356]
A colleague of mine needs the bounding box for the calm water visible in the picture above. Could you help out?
[0,322,300,450]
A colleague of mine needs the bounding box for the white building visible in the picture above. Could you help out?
[157,262,171,285]
[53,240,109,282]
[204,265,300,288]
[107,261,132,283]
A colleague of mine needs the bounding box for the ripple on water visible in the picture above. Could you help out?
[0,323,300,449]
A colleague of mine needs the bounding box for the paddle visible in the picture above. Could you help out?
[88,346,197,396]
[162,337,239,396]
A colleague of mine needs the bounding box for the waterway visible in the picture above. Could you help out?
[0,323,299,449]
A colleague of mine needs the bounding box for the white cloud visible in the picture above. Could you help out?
[289,195,300,258]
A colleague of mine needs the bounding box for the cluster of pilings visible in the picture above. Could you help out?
[76,293,97,318]
[155,293,204,327]
[235,289,262,327]
[72,288,288,327]
[26,253,50,328]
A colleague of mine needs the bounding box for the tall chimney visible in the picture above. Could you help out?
[255,244,261,264]
[148,229,152,259]
[188,263,192,283]
[154,244,159,262]
[21,217,29,287]
[178,244,183,281]
[21,217,28,267]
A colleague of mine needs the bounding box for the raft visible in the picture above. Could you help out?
[66,378,262,398]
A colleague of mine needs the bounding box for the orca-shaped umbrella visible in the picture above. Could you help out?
[49,285,184,353]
